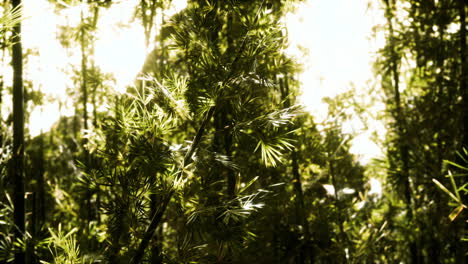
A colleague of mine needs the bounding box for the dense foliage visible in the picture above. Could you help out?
[0,0,466,263]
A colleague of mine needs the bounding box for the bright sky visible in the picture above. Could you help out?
[21,0,149,135]
[20,0,187,136]
[13,0,386,165]
[286,0,386,164]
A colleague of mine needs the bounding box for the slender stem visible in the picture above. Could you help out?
[460,0,468,148]
[383,0,416,262]
[11,0,25,263]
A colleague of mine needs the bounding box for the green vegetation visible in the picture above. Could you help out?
[0,0,466,263]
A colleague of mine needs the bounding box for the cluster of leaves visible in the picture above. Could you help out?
[0,0,372,262]
[373,0,468,262]
[8,0,468,263]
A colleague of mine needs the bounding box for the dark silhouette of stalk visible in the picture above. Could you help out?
[292,148,310,264]
[328,157,347,263]
[78,10,93,233]
[141,0,157,50]
[150,5,167,263]
[80,10,89,162]
[90,5,99,130]
[225,11,235,199]
[460,0,468,149]
[27,133,45,264]
[89,4,100,227]
[0,12,5,137]
[278,74,311,264]
[458,1,467,263]
[383,0,416,262]
[11,0,25,263]
[223,109,235,198]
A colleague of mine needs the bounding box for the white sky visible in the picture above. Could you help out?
[8,0,386,164]
[286,0,386,164]
[21,0,186,135]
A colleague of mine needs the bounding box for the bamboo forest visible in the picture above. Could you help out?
[0,0,467,263]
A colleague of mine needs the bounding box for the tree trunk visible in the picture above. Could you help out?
[11,0,25,263]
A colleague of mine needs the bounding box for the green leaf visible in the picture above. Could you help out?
[254,134,294,167]
[458,149,468,163]
[239,176,259,194]
[444,160,468,171]
[447,171,461,201]
[447,173,468,177]
[0,4,22,29]
[448,204,465,222]
[457,182,468,192]
[432,179,461,203]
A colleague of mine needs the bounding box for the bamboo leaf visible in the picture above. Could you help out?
[449,204,465,222]
[447,171,461,201]
[444,160,468,171]
[457,149,468,164]
[457,182,468,192]
[432,179,461,203]
[0,4,22,29]
[239,176,259,194]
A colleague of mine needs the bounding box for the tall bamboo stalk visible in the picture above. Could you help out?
[457,2,467,263]
[11,0,25,263]
[383,0,417,262]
